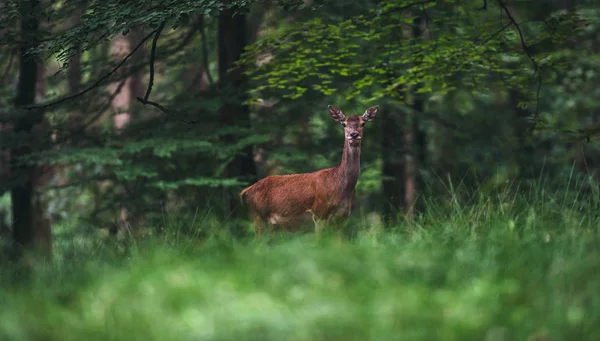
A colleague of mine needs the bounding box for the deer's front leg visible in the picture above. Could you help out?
[311,194,330,237]
[313,217,327,237]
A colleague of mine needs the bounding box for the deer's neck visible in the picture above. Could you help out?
[335,139,361,193]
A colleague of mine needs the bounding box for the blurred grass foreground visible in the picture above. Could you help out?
[1,186,600,341]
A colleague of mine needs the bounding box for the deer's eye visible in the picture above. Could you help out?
[342,123,347,127]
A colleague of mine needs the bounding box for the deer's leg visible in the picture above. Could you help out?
[254,223,264,237]
[248,209,267,238]
[314,219,326,237]
[311,192,331,236]
[312,213,330,237]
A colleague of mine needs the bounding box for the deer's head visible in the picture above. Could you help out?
[329,105,379,147]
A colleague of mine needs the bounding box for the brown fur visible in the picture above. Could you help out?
[240,105,378,235]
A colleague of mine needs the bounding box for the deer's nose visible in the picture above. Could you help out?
[350,132,359,139]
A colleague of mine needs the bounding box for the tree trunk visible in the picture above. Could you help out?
[381,106,405,223]
[183,16,211,91]
[404,12,428,221]
[110,33,134,131]
[11,0,51,257]
[109,29,145,236]
[66,3,85,129]
[58,15,84,189]
[218,7,257,218]
[409,95,426,218]
[128,28,146,112]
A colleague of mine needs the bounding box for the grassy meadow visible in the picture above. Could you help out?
[1,182,600,341]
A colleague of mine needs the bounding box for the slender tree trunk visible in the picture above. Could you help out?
[502,2,538,181]
[110,33,132,235]
[128,28,146,111]
[111,33,134,131]
[410,96,426,217]
[403,13,428,221]
[109,29,145,235]
[414,14,427,216]
[183,16,211,91]
[218,7,257,218]
[404,116,416,221]
[11,0,51,257]
[58,8,84,189]
[381,105,405,222]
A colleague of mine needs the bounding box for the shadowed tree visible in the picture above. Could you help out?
[218,4,257,218]
[10,0,51,257]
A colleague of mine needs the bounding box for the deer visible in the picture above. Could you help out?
[240,104,379,235]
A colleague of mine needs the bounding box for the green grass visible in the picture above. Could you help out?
[1,186,600,341]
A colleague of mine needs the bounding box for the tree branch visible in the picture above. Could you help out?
[142,21,166,102]
[173,16,204,53]
[386,0,437,15]
[135,98,200,125]
[50,79,127,146]
[84,80,128,129]
[25,28,159,110]
[136,20,202,124]
[0,48,16,84]
[497,0,542,130]
[477,21,511,46]
[497,0,538,73]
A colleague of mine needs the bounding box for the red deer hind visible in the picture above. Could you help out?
[240,104,379,235]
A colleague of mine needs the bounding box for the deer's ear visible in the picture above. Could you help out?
[362,105,379,122]
[328,105,346,123]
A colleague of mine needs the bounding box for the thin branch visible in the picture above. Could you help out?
[477,21,511,46]
[136,98,200,124]
[51,79,127,146]
[386,0,437,15]
[173,16,204,55]
[142,21,166,102]
[84,79,128,129]
[25,28,159,110]
[497,0,542,129]
[0,49,16,83]
[497,0,538,73]
[531,82,544,133]
[137,19,202,125]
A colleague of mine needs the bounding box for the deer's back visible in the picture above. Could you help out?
[241,168,336,223]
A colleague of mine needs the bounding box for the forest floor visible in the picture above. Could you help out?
[1,185,600,341]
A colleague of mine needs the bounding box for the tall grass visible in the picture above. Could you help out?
[1,183,599,341]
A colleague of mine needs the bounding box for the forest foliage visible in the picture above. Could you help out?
[0,0,598,245]
[1,0,600,339]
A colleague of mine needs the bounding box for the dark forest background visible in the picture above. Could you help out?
[2,0,599,254]
[2,1,600,340]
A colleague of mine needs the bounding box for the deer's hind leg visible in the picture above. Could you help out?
[248,208,268,238]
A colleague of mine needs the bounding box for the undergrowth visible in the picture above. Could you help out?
[1,183,599,341]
